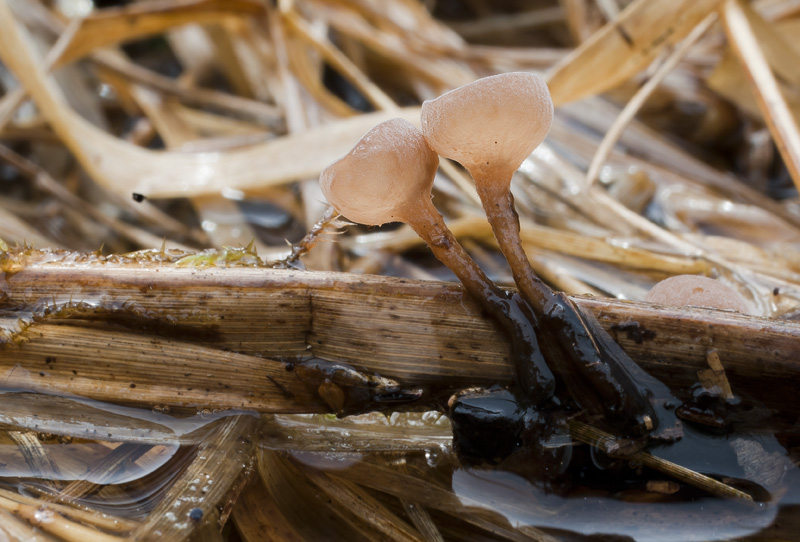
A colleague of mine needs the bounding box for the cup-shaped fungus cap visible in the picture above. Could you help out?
[319,118,439,226]
[421,72,553,180]
[645,275,753,314]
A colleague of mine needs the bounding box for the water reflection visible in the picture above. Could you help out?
[0,388,797,540]
[452,467,777,541]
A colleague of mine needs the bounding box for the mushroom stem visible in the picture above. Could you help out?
[319,118,554,404]
[478,178,667,438]
[403,196,554,403]
[476,180,552,307]
[420,73,679,440]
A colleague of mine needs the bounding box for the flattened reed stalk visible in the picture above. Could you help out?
[1,262,798,419]
[7,430,62,489]
[0,392,221,445]
[261,412,451,453]
[49,442,155,501]
[131,415,258,541]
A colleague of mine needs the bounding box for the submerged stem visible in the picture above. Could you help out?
[406,199,554,404]
[477,178,672,439]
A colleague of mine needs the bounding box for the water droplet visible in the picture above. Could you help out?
[34,508,54,524]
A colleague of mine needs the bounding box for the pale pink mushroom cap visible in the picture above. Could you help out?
[319,119,439,226]
[645,275,752,314]
[420,72,553,180]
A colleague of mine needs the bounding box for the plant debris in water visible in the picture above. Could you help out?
[0,0,799,541]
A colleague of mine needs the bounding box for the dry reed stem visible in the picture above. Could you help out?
[0,392,219,444]
[329,458,561,542]
[2,323,324,412]
[7,430,62,488]
[51,443,155,501]
[722,0,800,193]
[2,264,798,419]
[258,449,377,541]
[0,486,136,534]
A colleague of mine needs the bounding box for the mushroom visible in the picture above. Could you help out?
[421,74,676,441]
[646,275,753,314]
[420,72,554,309]
[320,118,554,403]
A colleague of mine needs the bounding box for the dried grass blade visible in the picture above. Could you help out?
[353,215,710,275]
[446,7,564,38]
[305,469,426,542]
[127,83,265,249]
[722,0,800,193]
[319,2,474,91]
[232,476,306,542]
[334,460,560,542]
[0,205,59,248]
[0,487,136,535]
[0,492,123,542]
[0,142,191,251]
[131,415,258,541]
[282,8,396,111]
[92,49,282,125]
[202,22,257,100]
[569,420,753,500]
[546,0,722,105]
[557,98,800,228]
[585,13,717,187]
[0,1,420,198]
[0,507,61,542]
[258,450,374,541]
[55,0,264,67]
[399,498,444,542]
[2,324,324,412]
[7,430,62,486]
[51,442,154,501]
